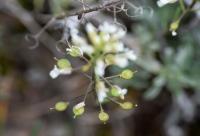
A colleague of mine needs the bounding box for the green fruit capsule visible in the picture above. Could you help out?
[120,102,135,110]
[67,46,83,57]
[73,107,84,118]
[55,101,69,111]
[57,59,71,69]
[73,102,85,118]
[110,86,120,97]
[120,69,134,79]
[98,111,109,123]
[170,20,180,31]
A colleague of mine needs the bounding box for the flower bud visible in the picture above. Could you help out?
[105,54,115,65]
[120,69,134,79]
[66,46,83,57]
[81,63,91,72]
[55,101,69,111]
[57,59,71,69]
[98,111,109,123]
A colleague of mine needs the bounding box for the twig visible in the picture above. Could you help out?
[55,0,123,19]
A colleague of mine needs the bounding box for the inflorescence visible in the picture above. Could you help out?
[50,22,138,123]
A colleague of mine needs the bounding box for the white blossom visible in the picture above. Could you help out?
[105,49,137,68]
[86,23,97,33]
[99,22,126,39]
[99,22,117,34]
[157,0,178,7]
[71,32,94,54]
[124,49,137,61]
[96,81,109,103]
[95,59,106,76]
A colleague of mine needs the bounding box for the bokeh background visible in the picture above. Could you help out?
[0,0,200,136]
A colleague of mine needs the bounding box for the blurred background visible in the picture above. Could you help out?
[0,0,200,136]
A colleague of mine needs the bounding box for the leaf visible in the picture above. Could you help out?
[144,75,166,99]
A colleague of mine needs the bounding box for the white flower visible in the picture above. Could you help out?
[71,32,94,55]
[49,65,72,79]
[113,28,126,39]
[86,23,97,33]
[98,91,107,103]
[105,49,137,68]
[157,0,178,7]
[74,102,85,109]
[96,81,109,103]
[95,59,106,76]
[99,22,126,39]
[104,42,125,53]
[99,22,117,34]
[114,56,129,68]
[124,49,137,61]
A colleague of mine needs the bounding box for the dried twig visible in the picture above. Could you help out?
[55,0,123,19]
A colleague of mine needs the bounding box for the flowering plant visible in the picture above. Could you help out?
[49,22,137,123]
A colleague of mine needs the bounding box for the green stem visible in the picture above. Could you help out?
[179,0,186,12]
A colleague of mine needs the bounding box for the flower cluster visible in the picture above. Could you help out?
[50,22,137,123]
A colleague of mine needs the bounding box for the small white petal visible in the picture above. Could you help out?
[125,50,137,61]
[97,91,107,103]
[95,59,105,76]
[113,29,126,39]
[49,65,60,79]
[157,0,178,7]
[115,56,129,68]
[75,102,85,109]
[172,31,177,36]
[86,23,96,33]
[96,81,109,103]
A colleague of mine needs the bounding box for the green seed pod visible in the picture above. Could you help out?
[67,46,83,57]
[73,103,85,118]
[110,86,120,97]
[120,69,134,79]
[120,102,134,110]
[55,101,69,111]
[57,59,71,69]
[98,111,109,123]
[170,20,180,31]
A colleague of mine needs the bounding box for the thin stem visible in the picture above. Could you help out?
[55,0,123,19]
[104,74,120,80]
[68,89,94,102]
[179,0,186,12]
[80,56,90,63]
[82,73,92,80]
[107,96,121,105]
[100,77,113,87]
[84,82,93,102]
